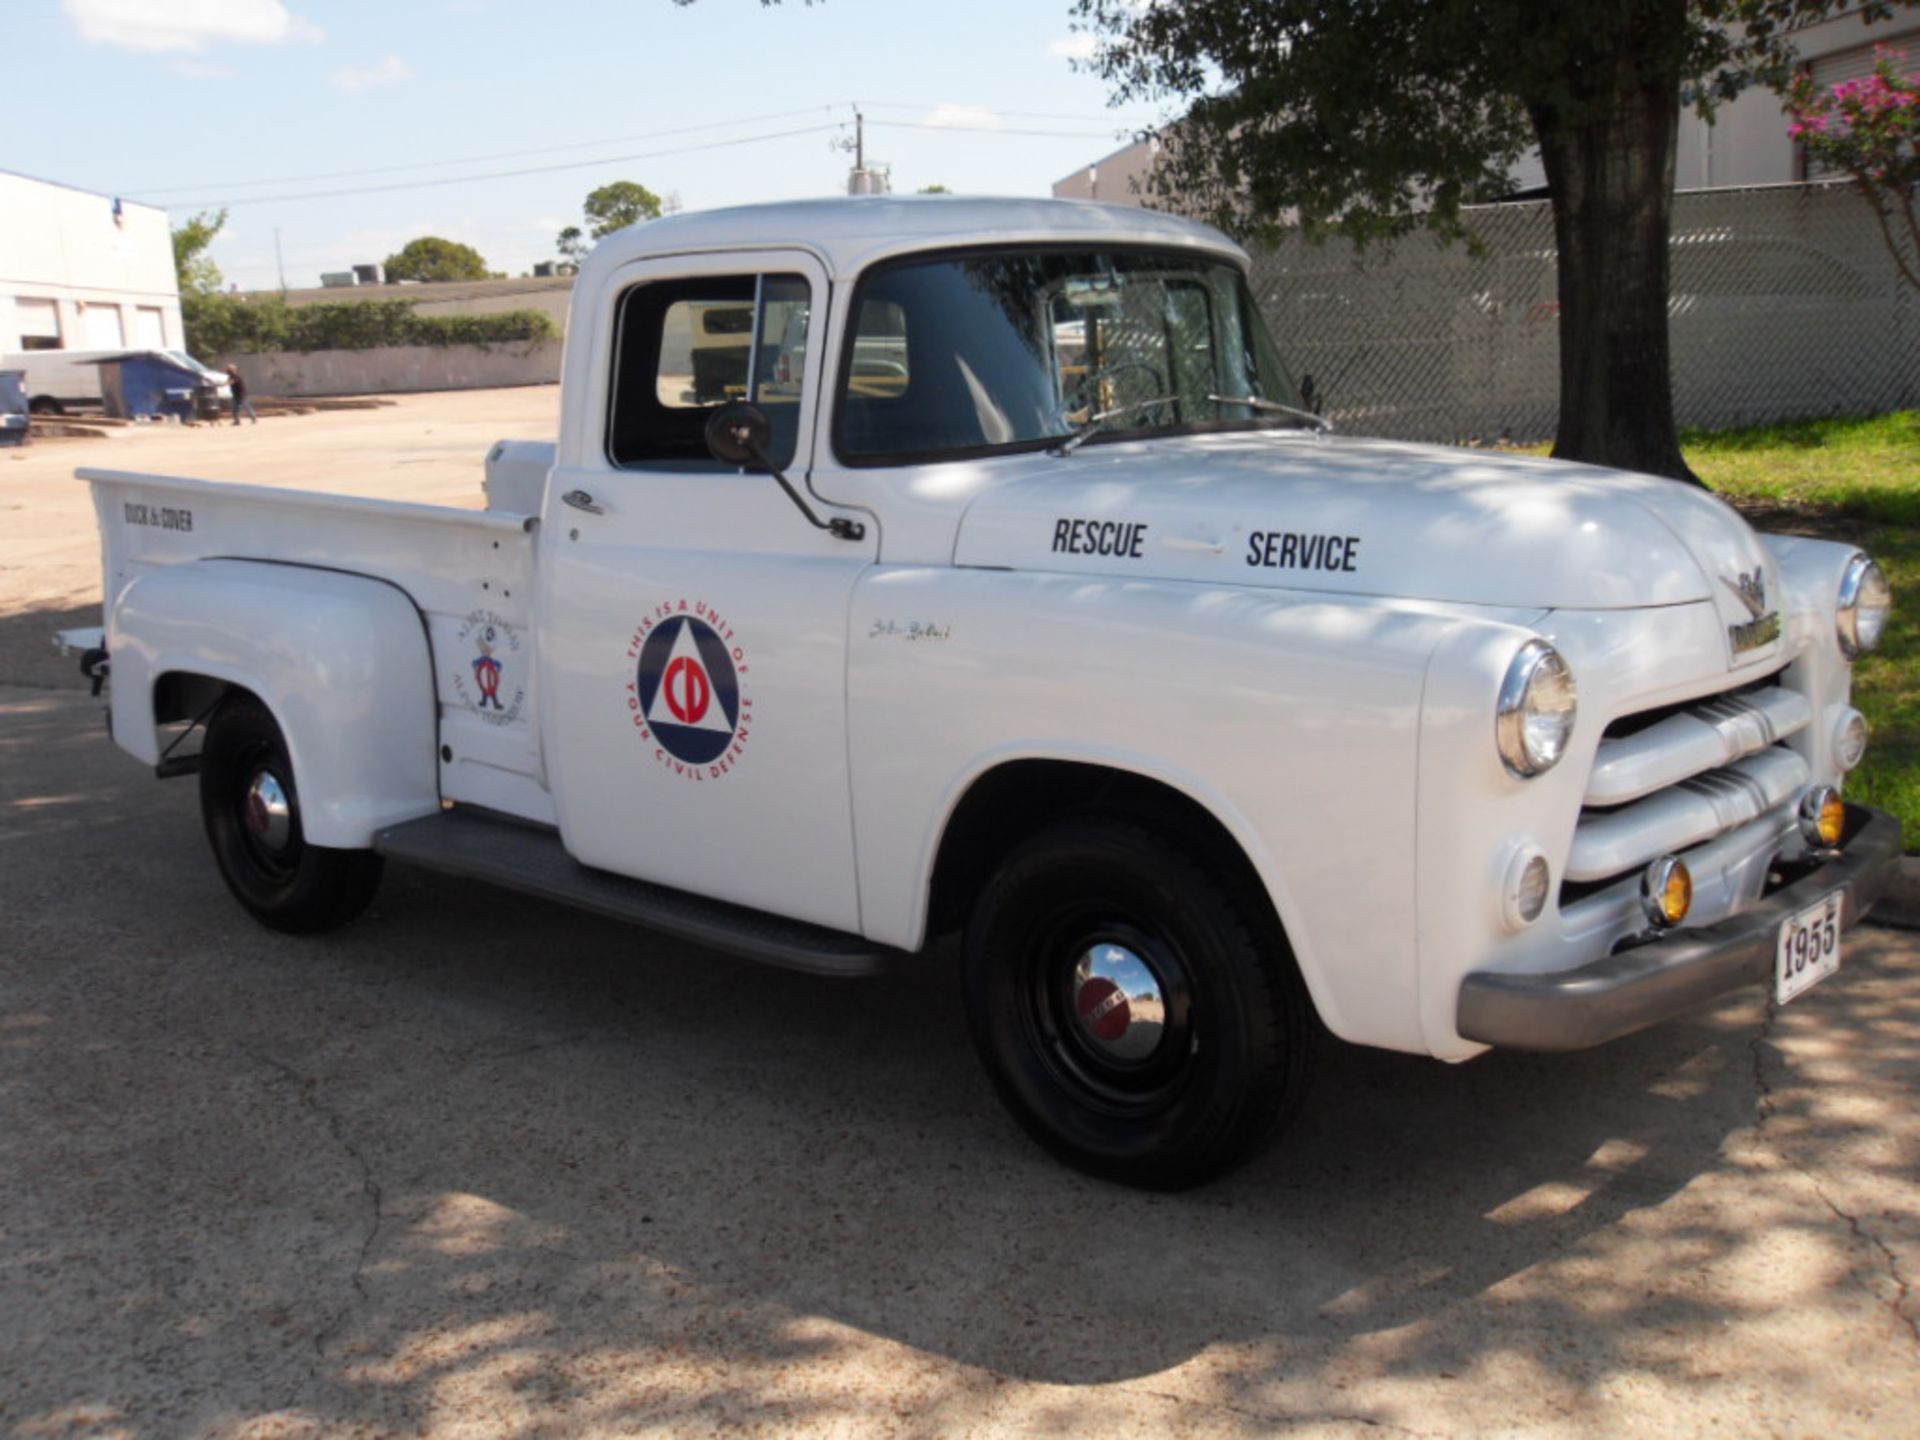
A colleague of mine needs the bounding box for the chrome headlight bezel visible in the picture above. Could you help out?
[1837,553,1891,659]
[1496,640,1577,779]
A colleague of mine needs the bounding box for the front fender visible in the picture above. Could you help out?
[109,559,439,847]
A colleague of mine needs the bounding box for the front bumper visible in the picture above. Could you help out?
[1457,804,1903,1051]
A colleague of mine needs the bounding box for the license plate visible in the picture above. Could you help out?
[1775,891,1843,1005]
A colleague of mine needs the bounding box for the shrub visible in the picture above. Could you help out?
[184,293,556,356]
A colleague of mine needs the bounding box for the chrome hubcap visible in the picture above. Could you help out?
[244,771,292,851]
[1069,942,1167,1062]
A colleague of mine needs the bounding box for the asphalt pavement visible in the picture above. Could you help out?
[3,681,1917,1438]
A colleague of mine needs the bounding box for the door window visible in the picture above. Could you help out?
[609,272,812,469]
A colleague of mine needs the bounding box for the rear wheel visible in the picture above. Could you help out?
[28,396,62,417]
[963,817,1316,1189]
[199,695,382,933]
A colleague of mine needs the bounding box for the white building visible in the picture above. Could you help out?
[0,170,181,356]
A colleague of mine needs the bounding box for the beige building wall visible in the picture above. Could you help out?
[0,171,181,354]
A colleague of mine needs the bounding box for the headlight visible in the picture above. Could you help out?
[1496,640,1577,778]
[1837,554,1891,658]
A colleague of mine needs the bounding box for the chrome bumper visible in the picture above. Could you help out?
[1457,804,1904,1051]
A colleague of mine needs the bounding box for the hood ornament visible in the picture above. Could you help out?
[1723,568,1780,656]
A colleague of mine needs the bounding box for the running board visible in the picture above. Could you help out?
[374,808,893,977]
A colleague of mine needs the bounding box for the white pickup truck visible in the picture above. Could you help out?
[70,197,1899,1187]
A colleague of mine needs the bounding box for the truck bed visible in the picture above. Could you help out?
[80,465,549,821]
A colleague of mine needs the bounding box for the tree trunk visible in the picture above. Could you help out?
[1530,34,1702,486]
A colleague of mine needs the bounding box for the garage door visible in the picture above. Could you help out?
[82,304,124,349]
[15,297,61,350]
[133,306,166,349]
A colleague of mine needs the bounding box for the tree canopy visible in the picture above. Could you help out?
[1072,0,1904,480]
[382,236,493,283]
[171,209,226,297]
[584,181,665,238]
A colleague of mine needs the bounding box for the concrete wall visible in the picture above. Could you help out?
[237,276,575,330]
[212,340,562,398]
[0,172,183,355]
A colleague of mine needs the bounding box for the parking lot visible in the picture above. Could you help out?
[2,394,1917,1437]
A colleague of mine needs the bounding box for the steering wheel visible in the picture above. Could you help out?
[1067,358,1173,419]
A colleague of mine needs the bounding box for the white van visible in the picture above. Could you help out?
[0,348,231,415]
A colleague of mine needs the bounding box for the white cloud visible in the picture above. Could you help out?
[922,104,1004,131]
[168,57,238,78]
[62,0,322,53]
[332,54,414,92]
[1049,34,1098,61]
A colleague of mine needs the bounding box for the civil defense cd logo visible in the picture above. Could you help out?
[626,604,752,781]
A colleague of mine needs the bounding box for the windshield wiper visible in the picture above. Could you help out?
[1206,393,1334,433]
[1048,394,1185,456]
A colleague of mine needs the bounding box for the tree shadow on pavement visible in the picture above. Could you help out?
[4,689,1915,1437]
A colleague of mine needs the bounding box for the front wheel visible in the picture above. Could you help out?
[963,818,1317,1189]
[199,694,383,933]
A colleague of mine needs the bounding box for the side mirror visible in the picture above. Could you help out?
[700,400,866,543]
[704,401,772,467]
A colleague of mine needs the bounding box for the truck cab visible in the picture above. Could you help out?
[73,197,1900,1187]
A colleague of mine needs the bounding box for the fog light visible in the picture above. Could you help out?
[1799,786,1845,848]
[1832,708,1869,772]
[1501,847,1552,930]
[1642,856,1692,929]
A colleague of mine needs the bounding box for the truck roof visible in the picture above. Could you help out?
[580,195,1248,281]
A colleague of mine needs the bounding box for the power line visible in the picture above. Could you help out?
[866,120,1141,140]
[862,101,1161,126]
[161,122,850,210]
[135,103,846,198]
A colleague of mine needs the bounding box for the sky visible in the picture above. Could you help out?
[12,0,1169,291]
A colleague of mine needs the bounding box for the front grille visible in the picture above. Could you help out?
[1564,671,1805,893]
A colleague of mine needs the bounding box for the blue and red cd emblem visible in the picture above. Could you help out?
[626,602,752,780]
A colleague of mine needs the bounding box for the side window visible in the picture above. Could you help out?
[609,272,811,469]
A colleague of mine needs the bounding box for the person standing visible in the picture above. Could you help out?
[225,364,258,425]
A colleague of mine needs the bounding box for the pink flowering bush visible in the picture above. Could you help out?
[1789,45,1920,290]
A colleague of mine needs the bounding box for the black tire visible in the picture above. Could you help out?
[199,694,383,933]
[28,397,62,417]
[963,817,1316,1189]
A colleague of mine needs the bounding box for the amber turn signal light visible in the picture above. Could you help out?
[1642,856,1692,929]
[1799,786,1845,849]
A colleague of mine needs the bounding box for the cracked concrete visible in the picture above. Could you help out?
[4,397,1919,1437]
[246,1050,388,1353]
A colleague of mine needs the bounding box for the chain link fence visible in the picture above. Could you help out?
[1245,180,1920,443]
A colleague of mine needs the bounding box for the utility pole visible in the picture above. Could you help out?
[835,104,890,195]
[274,227,287,295]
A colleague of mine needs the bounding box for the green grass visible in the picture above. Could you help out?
[1685,410,1919,850]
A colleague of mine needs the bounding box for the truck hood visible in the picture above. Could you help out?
[952,431,1782,661]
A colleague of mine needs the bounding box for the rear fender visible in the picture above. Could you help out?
[109,559,439,847]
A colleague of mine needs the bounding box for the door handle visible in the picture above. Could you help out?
[561,488,604,515]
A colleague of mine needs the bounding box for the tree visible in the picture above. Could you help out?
[172,209,227,296]
[1786,44,1920,291]
[556,225,589,263]
[917,184,954,194]
[382,236,492,283]
[1072,0,1903,484]
[583,180,664,238]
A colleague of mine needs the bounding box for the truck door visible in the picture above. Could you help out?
[536,249,875,934]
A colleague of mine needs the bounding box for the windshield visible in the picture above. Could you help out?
[834,247,1302,464]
